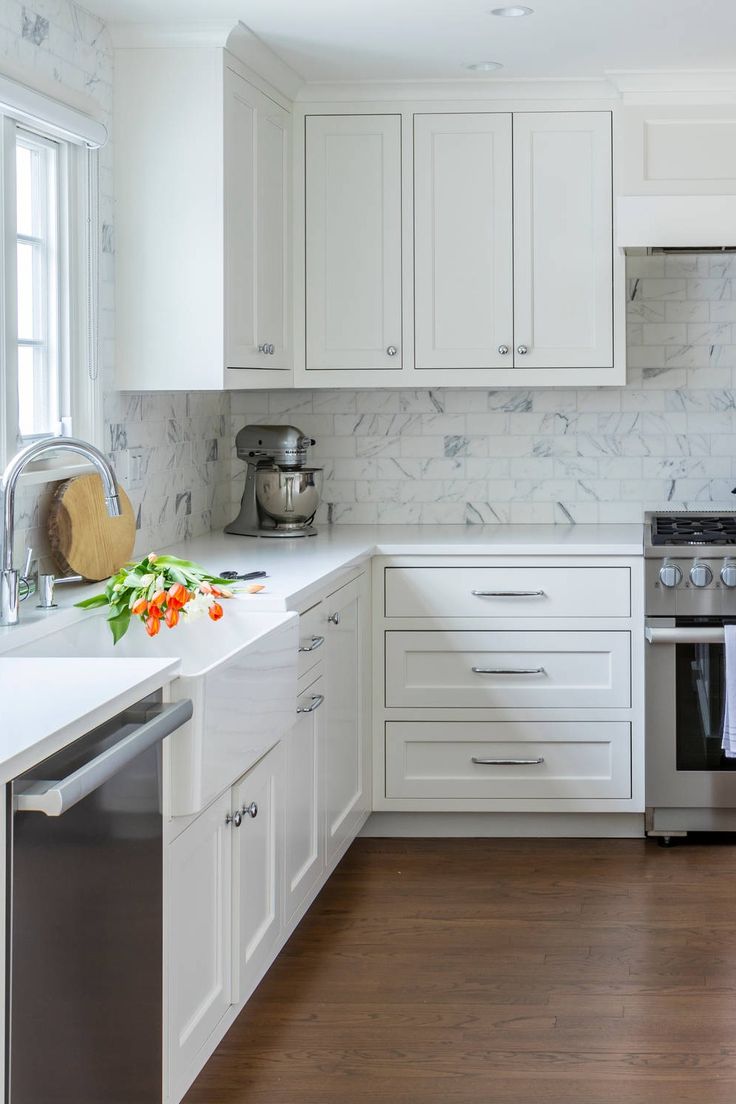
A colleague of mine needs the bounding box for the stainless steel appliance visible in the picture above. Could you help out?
[225,424,322,538]
[6,692,193,1103]
[645,511,736,841]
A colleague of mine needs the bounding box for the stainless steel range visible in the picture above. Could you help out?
[645,511,736,841]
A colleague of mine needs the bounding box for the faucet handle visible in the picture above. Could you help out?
[21,547,33,580]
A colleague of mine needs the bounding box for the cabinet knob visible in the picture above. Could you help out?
[517,345,528,355]
[327,611,340,625]
[226,810,243,828]
[258,343,268,354]
[268,344,275,355]
[258,343,275,355]
[386,345,398,357]
[242,801,258,819]
[498,344,509,355]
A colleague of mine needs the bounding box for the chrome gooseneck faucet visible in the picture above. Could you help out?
[0,437,121,626]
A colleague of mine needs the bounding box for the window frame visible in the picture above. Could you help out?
[0,111,103,475]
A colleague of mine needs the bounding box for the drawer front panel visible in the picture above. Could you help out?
[385,631,630,708]
[298,602,325,680]
[386,720,631,799]
[384,567,630,618]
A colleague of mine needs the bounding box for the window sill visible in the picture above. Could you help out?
[16,459,95,488]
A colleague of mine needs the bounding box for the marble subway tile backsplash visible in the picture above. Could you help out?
[230,253,736,526]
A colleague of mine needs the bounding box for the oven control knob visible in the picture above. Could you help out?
[690,560,713,588]
[721,559,736,588]
[659,560,683,588]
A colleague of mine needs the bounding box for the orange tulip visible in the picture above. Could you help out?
[164,606,179,629]
[131,597,147,615]
[145,615,161,637]
[208,602,224,622]
[168,582,188,607]
[247,583,265,594]
[147,604,162,619]
[149,590,167,608]
[199,582,213,595]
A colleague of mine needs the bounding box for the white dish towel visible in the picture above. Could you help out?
[723,624,736,759]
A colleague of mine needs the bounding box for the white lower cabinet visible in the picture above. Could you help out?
[167,791,233,1103]
[285,676,325,925]
[373,555,644,814]
[323,575,371,864]
[232,745,283,1005]
[165,569,371,1104]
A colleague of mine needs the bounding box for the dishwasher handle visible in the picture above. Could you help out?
[15,699,193,817]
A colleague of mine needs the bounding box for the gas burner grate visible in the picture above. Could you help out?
[651,514,736,546]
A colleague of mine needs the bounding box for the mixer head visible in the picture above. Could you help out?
[234,424,316,469]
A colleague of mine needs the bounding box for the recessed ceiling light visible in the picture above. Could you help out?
[466,61,504,72]
[490,6,534,16]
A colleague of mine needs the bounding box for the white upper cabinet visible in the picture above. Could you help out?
[298,105,622,387]
[224,70,291,373]
[305,114,403,373]
[512,112,614,370]
[115,47,292,390]
[413,113,513,371]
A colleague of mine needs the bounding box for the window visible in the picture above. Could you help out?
[16,130,62,440]
[0,97,103,471]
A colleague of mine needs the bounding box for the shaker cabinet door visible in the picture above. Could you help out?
[323,575,370,863]
[414,112,513,370]
[285,676,325,924]
[166,790,233,1102]
[232,745,283,1005]
[305,114,403,371]
[512,111,614,369]
[225,68,291,373]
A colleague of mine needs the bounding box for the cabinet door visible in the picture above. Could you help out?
[166,791,232,1101]
[513,112,613,369]
[224,69,290,372]
[257,97,290,369]
[414,113,513,370]
[285,676,325,925]
[323,575,370,865]
[305,114,403,371]
[232,745,283,1004]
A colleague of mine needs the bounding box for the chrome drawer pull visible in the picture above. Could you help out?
[472,757,545,766]
[472,590,545,597]
[298,634,325,653]
[297,693,325,715]
[471,666,546,675]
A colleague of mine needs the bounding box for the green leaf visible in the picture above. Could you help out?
[108,608,131,645]
[75,593,110,609]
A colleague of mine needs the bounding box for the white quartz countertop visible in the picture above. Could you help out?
[0,656,179,782]
[171,523,644,611]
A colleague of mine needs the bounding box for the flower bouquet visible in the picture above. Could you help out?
[75,553,262,643]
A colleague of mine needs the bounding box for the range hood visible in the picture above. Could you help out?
[616,195,736,251]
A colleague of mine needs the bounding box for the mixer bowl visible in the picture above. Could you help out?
[255,467,322,528]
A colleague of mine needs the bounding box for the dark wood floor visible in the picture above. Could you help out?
[184,837,736,1104]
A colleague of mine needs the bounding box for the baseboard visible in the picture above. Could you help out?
[359,812,646,838]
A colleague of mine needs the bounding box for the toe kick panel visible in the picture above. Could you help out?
[386,721,632,799]
[385,631,631,709]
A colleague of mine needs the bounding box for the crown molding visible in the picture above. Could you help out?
[110,20,304,103]
[607,68,736,103]
[295,76,617,104]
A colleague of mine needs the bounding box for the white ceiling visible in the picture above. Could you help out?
[83,0,736,83]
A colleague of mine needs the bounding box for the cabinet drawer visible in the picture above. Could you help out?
[385,631,630,708]
[385,721,631,799]
[298,603,325,680]
[384,567,630,619]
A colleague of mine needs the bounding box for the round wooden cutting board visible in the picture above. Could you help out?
[48,474,136,581]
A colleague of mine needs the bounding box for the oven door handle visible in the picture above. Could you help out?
[645,626,725,645]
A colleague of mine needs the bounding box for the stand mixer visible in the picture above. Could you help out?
[225,425,322,538]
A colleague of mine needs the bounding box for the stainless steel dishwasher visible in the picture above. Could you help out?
[6,690,193,1104]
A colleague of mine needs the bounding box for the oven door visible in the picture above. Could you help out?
[646,617,736,809]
